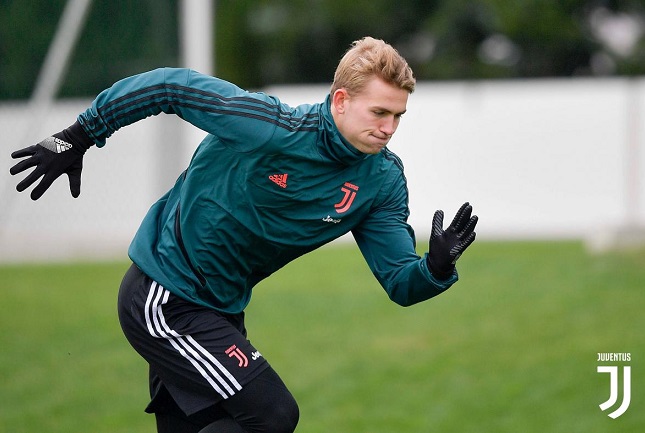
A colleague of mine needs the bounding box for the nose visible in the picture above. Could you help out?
[380,115,398,136]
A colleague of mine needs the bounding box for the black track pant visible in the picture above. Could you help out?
[154,367,299,433]
[118,264,299,433]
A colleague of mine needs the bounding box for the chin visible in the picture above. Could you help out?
[364,147,384,155]
[351,138,386,154]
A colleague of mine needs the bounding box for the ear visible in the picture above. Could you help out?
[332,89,349,114]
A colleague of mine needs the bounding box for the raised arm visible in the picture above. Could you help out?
[9,68,277,200]
[79,67,276,147]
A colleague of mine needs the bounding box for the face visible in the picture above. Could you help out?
[332,76,409,154]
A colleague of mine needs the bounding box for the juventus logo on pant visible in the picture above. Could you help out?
[597,366,631,419]
[226,345,249,368]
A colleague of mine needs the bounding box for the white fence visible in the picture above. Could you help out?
[1,77,644,262]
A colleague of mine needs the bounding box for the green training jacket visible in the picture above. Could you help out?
[78,68,457,313]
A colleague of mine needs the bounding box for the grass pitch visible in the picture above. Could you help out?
[0,241,643,432]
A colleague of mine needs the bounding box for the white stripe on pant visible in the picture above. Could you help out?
[143,281,242,400]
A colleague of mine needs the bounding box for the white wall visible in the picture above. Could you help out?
[270,78,645,248]
[1,77,644,262]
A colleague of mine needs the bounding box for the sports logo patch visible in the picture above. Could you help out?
[269,173,288,188]
[226,345,249,368]
[334,182,359,213]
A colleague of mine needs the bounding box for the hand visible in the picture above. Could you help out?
[10,121,93,200]
[427,202,478,280]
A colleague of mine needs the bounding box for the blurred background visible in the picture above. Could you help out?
[1,2,644,432]
[1,0,645,261]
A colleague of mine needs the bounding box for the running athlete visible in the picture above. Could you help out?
[10,37,478,433]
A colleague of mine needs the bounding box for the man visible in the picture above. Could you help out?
[10,37,477,433]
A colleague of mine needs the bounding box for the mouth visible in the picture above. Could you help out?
[373,136,391,146]
[370,132,391,142]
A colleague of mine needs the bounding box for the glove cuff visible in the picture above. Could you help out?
[426,256,455,280]
[54,121,94,154]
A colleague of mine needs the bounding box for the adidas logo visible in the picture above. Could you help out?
[269,173,288,188]
[53,137,73,153]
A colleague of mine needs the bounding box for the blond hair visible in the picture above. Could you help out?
[331,37,416,95]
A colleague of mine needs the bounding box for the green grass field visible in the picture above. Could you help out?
[1,241,643,432]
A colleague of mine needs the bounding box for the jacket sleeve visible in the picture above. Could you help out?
[77,67,276,148]
[352,169,458,307]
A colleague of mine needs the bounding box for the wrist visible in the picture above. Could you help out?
[426,255,455,280]
[54,121,94,154]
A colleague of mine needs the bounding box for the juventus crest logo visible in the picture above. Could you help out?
[334,182,359,214]
[597,365,631,419]
[226,345,249,368]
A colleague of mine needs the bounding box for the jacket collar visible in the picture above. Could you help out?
[319,95,369,165]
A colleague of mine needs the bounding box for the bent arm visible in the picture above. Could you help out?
[352,173,458,307]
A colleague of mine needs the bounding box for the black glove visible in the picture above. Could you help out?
[10,121,93,200]
[427,202,478,280]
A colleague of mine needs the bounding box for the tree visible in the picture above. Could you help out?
[1,0,643,99]
[0,0,178,99]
